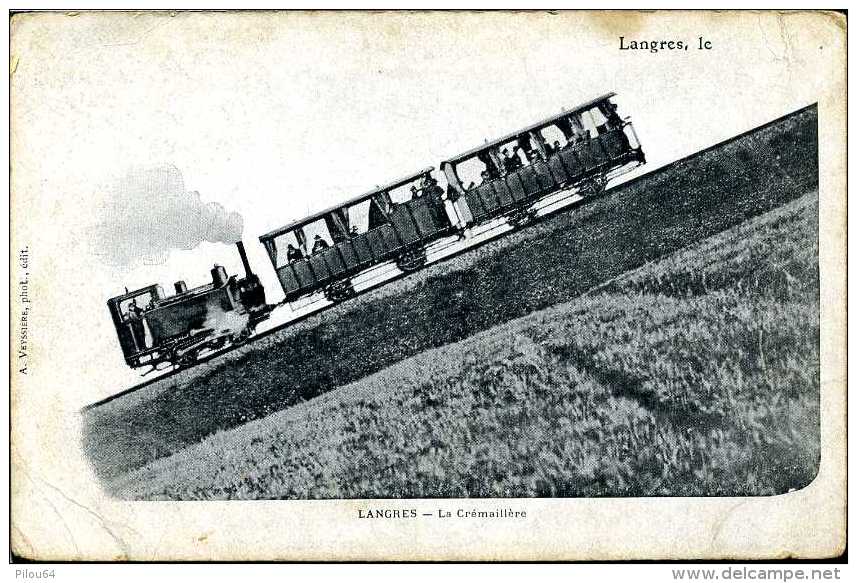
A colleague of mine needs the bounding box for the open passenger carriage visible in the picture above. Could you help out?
[259,168,455,303]
[441,92,645,227]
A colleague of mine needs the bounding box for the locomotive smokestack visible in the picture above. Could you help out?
[236,241,253,278]
[174,280,187,294]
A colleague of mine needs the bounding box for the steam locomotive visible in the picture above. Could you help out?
[106,241,269,370]
[109,92,644,372]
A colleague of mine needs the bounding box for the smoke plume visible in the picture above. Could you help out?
[94,164,243,266]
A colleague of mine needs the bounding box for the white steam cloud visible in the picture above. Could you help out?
[94,164,243,266]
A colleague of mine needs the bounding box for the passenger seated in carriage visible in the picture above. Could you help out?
[502,148,522,173]
[543,142,555,157]
[576,129,591,143]
[422,175,443,198]
[524,148,539,163]
[286,243,304,263]
[311,235,330,254]
[418,175,452,228]
[601,100,623,129]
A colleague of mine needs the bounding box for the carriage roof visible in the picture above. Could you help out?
[259,166,435,241]
[442,92,617,165]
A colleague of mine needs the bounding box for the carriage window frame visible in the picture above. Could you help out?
[299,218,334,256]
[581,106,609,137]
[539,123,570,152]
[388,176,428,203]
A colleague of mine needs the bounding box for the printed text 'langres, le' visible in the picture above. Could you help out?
[619,36,713,52]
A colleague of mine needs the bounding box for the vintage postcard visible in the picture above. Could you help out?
[9,9,846,561]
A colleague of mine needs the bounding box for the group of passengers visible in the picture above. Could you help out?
[285,234,333,263]
[283,175,449,265]
[463,102,629,190]
[285,224,371,262]
[409,174,444,200]
[469,129,595,189]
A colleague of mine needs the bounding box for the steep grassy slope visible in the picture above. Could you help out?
[112,191,819,499]
[83,105,818,483]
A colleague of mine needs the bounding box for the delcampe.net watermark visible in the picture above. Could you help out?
[672,567,842,582]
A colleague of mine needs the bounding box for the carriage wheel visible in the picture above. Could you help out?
[581,176,608,197]
[508,207,538,229]
[396,249,427,272]
[324,280,356,302]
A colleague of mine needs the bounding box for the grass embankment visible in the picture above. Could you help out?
[113,191,819,499]
[83,105,818,483]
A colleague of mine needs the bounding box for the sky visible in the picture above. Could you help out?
[10,10,845,409]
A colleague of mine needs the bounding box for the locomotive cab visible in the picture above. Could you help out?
[106,284,165,367]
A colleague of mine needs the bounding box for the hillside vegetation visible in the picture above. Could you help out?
[84,106,819,485]
[112,190,819,499]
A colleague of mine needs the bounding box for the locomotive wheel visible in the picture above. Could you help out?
[175,349,199,369]
[396,249,427,272]
[232,327,252,345]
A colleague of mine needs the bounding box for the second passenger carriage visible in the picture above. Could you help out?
[441,92,644,226]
